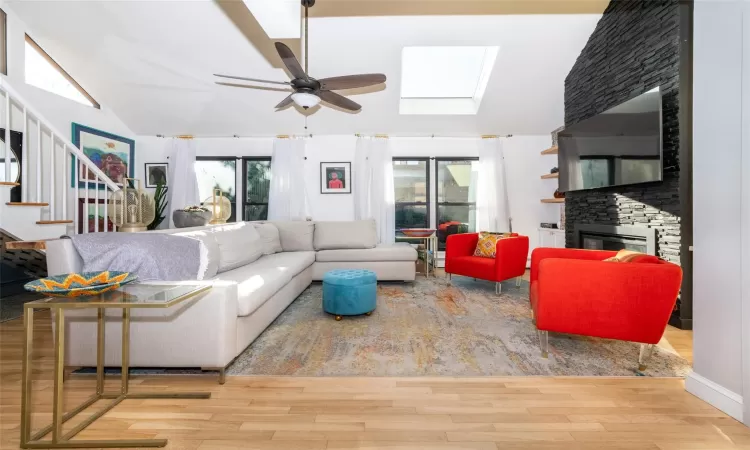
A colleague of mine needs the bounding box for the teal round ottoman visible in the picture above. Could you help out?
[322,269,377,320]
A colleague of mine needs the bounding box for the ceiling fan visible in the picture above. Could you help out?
[214,0,386,112]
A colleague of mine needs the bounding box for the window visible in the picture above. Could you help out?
[243,158,271,221]
[0,9,7,75]
[24,35,99,108]
[400,46,498,115]
[436,158,478,251]
[195,157,237,222]
[393,158,429,229]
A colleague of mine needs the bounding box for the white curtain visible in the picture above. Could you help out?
[267,137,309,221]
[353,136,395,244]
[166,138,199,228]
[476,137,511,232]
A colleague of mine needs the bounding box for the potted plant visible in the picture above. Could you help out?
[147,182,168,230]
[172,205,212,228]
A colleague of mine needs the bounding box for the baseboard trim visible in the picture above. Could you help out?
[685,372,744,422]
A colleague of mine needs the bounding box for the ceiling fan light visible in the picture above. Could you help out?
[291,92,320,109]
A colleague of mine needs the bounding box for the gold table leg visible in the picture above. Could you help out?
[21,307,210,449]
[20,307,34,446]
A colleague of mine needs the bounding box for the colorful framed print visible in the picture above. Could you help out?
[71,123,135,189]
[320,162,351,194]
[77,198,114,234]
[145,162,168,188]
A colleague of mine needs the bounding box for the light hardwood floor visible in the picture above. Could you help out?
[1,311,747,450]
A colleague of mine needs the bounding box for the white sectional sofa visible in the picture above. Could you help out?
[45,220,416,382]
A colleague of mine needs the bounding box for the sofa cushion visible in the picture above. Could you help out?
[255,251,316,276]
[314,219,378,250]
[211,223,263,273]
[212,251,315,317]
[316,244,417,262]
[173,229,221,279]
[271,221,315,252]
[253,223,283,255]
[213,263,291,317]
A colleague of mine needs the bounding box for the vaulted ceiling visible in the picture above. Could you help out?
[9,1,606,136]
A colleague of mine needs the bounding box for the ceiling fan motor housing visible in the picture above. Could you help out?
[292,78,321,91]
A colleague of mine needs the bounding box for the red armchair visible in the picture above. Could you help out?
[530,248,683,369]
[445,233,529,294]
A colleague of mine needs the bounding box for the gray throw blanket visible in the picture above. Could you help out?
[68,233,206,282]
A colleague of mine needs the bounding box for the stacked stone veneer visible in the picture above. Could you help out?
[563,0,682,265]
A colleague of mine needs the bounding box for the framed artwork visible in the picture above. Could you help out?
[77,198,115,234]
[320,162,351,194]
[71,123,135,189]
[144,162,168,188]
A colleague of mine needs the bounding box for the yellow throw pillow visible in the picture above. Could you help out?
[603,249,655,263]
[473,232,513,258]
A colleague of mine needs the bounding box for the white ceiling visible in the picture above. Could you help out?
[9,1,604,137]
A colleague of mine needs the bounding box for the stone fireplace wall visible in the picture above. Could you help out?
[563,0,690,326]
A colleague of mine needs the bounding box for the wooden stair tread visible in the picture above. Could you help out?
[541,198,565,203]
[36,220,73,225]
[541,146,559,155]
[5,240,49,250]
[5,202,49,206]
[0,182,20,186]
[541,173,559,179]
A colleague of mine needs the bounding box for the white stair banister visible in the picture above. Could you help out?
[4,88,9,183]
[73,153,79,232]
[0,77,120,235]
[49,131,55,219]
[22,106,27,202]
[35,118,41,203]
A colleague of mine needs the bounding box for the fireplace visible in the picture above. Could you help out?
[573,224,657,255]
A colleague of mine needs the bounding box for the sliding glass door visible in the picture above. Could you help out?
[195,157,237,223]
[435,158,478,251]
[393,158,430,229]
[243,158,271,221]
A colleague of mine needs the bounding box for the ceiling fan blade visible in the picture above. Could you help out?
[214,74,291,86]
[215,82,291,93]
[275,42,307,80]
[318,90,361,112]
[275,94,294,109]
[319,74,387,91]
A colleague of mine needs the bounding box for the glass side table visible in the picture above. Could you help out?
[396,230,438,277]
[20,283,211,449]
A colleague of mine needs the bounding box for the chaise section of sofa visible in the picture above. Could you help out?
[310,220,417,281]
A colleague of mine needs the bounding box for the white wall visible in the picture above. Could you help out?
[2,1,133,139]
[135,134,557,260]
[687,0,749,425]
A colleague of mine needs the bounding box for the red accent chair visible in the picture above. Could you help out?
[530,248,683,370]
[445,233,529,294]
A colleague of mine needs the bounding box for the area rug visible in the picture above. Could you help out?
[227,276,691,377]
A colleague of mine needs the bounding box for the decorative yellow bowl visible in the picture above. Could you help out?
[24,271,138,297]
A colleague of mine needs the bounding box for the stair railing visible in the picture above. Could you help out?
[0,77,121,234]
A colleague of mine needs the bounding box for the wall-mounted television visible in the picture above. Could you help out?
[558,87,663,192]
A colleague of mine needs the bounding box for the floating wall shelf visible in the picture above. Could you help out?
[541,146,558,155]
[541,198,565,204]
[541,173,559,179]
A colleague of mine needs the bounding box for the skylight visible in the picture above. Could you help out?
[242,0,300,39]
[24,35,98,108]
[400,46,498,115]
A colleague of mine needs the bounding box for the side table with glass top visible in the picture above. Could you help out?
[21,283,212,449]
[395,230,438,277]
